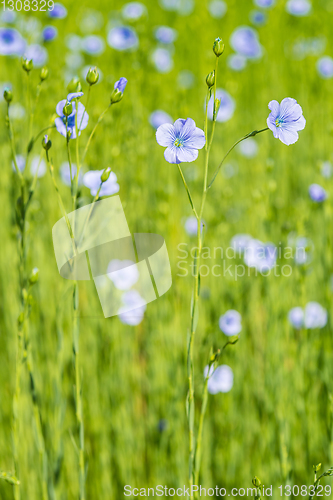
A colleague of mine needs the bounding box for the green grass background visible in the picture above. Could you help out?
[0,0,333,497]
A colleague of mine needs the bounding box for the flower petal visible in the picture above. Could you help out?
[295,114,306,131]
[279,97,303,122]
[56,99,67,117]
[164,146,180,163]
[55,117,66,137]
[177,147,199,163]
[266,115,279,138]
[178,118,196,140]
[156,123,176,147]
[268,100,280,118]
[173,118,187,135]
[67,92,84,101]
[278,125,299,145]
[183,126,206,149]
[77,102,89,131]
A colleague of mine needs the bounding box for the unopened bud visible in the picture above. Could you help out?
[67,77,82,93]
[29,267,39,285]
[101,167,112,183]
[67,129,72,141]
[63,101,73,116]
[313,464,322,473]
[213,98,221,120]
[252,477,261,488]
[22,57,33,73]
[42,135,52,150]
[206,71,215,88]
[86,67,99,86]
[3,88,13,103]
[110,88,123,104]
[40,66,49,81]
[213,37,225,57]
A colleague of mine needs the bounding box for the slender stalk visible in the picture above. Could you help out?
[5,103,24,184]
[80,103,111,165]
[207,127,269,189]
[177,164,198,220]
[187,72,219,499]
[193,370,209,486]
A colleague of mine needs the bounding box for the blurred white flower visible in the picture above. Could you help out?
[230,234,252,254]
[304,302,327,329]
[219,310,242,336]
[244,239,277,272]
[118,290,146,325]
[152,47,173,73]
[83,169,119,197]
[288,307,304,329]
[60,162,83,187]
[122,2,147,20]
[204,365,234,394]
[238,138,258,158]
[107,260,139,290]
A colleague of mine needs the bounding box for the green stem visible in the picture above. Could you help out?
[80,103,111,166]
[177,164,198,219]
[193,370,210,486]
[6,103,24,184]
[207,127,269,190]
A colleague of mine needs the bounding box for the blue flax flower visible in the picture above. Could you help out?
[114,77,128,93]
[156,118,205,164]
[0,27,26,55]
[267,97,306,145]
[55,92,89,139]
[308,183,327,202]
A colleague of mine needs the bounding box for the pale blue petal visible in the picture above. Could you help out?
[295,114,306,131]
[278,126,299,145]
[77,102,89,131]
[55,117,66,137]
[173,118,187,135]
[280,97,302,121]
[267,100,279,118]
[183,127,205,149]
[67,92,84,101]
[56,99,66,116]
[178,118,196,140]
[267,115,279,138]
[164,146,179,163]
[177,147,198,162]
[156,123,175,147]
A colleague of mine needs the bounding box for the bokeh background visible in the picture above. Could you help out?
[0,0,333,498]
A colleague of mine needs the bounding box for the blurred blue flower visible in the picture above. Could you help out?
[122,2,147,20]
[81,35,105,55]
[184,216,204,236]
[107,26,138,51]
[65,34,82,52]
[254,0,275,7]
[321,161,332,179]
[107,260,139,291]
[244,239,277,272]
[286,0,311,16]
[12,154,25,173]
[83,169,119,196]
[230,234,252,254]
[154,26,177,44]
[0,28,26,55]
[317,56,333,79]
[149,110,173,129]
[42,26,58,42]
[267,98,306,145]
[118,290,146,325]
[152,47,173,73]
[238,138,258,158]
[156,118,205,164]
[288,307,304,329]
[230,26,262,59]
[60,162,83,186]
[55,93,89,139]
[207,88,235,122]
[177,70,195,89]
[227,54,247,71]
[25,44,48,67]
[13,154,47,178]
[114,77,128,93]
[1,10,16,23]
[204,365,234,394]
[208,0,227,18]
[250,10,267,26]
[48,2,67,18]
[308,183,327,202]
[304,302,327,329]
[219,310,242,336]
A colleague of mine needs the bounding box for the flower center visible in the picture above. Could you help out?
[174,138,184,148]
[275,117,284,128]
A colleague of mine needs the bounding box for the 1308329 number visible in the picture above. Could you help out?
[1,0,54,11]
[278,485,332,496]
